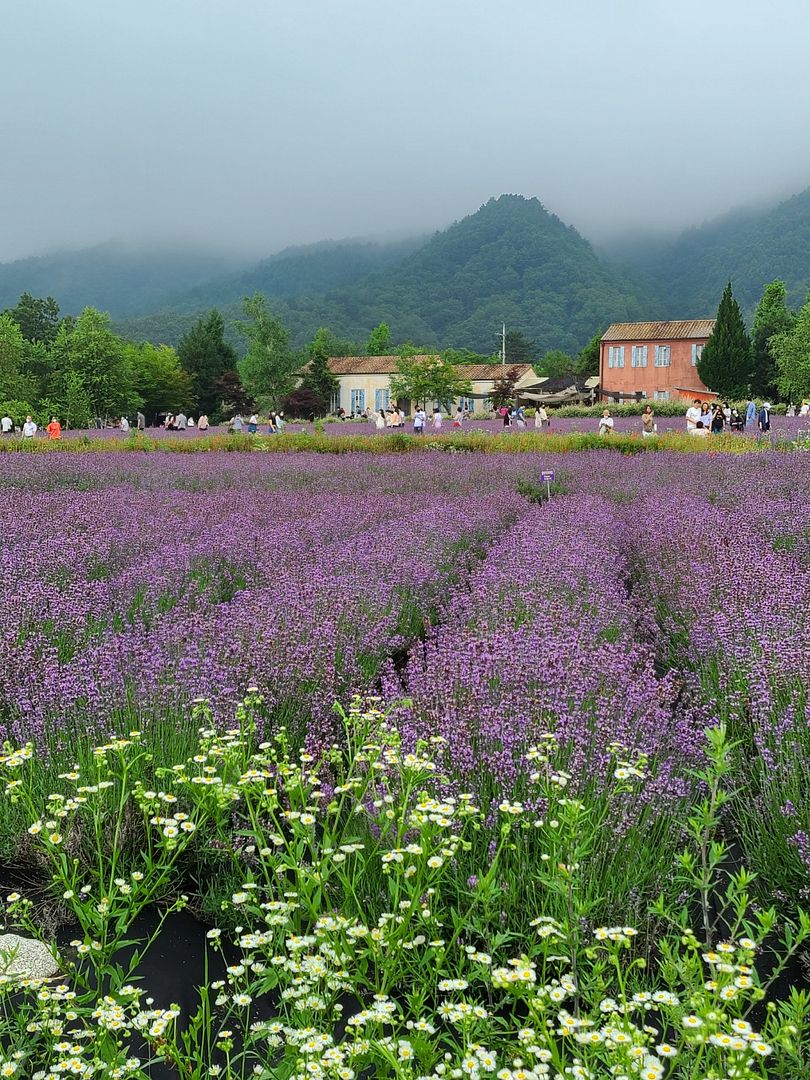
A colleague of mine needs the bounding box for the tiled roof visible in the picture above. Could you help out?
[328,356,534,380]
[601,320,715,342]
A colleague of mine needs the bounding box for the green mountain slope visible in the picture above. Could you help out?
[613,187,810,318]
[0,242,242,316]
[117,195,657,353]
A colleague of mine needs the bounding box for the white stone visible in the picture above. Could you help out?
[0,934,59,978]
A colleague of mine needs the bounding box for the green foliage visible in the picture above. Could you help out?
[534,348,575,378]
[236,294,301,409]
[575,329,602,377]
[59,371,93,429]
[2,292,61,343]
[0,703,808,1077]
[299,327,340,414]
[750,281,796,400]
[504,328,538,363]
[50,307,142,419]
[0,313,36,403]
[772,290,810,403]
[129,342,195,419]
[0,400,35,427]
[176,309,238,420]
[697,282,752,398]
[366,320,391,355]
[389,353,472,408]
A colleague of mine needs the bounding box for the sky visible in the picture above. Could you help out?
[3,0,810,261]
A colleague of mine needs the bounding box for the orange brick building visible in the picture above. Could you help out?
[599,320,716,403]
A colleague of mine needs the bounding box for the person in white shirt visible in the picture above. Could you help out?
[598,409,614,435]
[690,421,709,438]
[433,410,443,430]
[1,415,13,435]
[22,416,38,438]
[197,414,209,432]
[187,417,196,428]
[120,416,130,432]
[175,412,188,430]
[413,408,426,434]
[685,399,702,432]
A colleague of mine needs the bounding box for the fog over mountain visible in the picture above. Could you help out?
[3,0,810,263]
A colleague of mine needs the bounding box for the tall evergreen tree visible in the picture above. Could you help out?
[177,310,238,419]
[300,327,339,413]
[696,282,751,398]
[750,280,794,399]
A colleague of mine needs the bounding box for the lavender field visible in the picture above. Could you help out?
[2,447,810,1076]
[2,449,809,896]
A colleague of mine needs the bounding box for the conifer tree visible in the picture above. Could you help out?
[697,282,751,398]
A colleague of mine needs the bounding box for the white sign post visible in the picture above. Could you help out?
[540,469,554,501]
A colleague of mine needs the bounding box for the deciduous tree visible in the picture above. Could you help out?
[389,354,472,409]
[50,308,141,419]
[3,293,61,344]
[750,280,794,399]
[129,342,195,420]
[366,321,391,355]
[236,295,301,409]
[771,292,810,404]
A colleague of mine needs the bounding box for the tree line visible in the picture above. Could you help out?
[2,279,809,427]
[696,279,810,402]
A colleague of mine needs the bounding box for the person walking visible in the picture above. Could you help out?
[46,416,62,440]
[433,409,443,431]
[598,409,614,436]
[1,414,13,436]
[136,411,146,431]
[413,407,426,434]
[230,414,244,433]
[758,402,771,433]
[22,415,38,439]
[729,407,744,432]
[500,405,510,427]
[515,405,526,428]
[247,413,259,434]
[453,407,464,428]
[746,398,757,428]
[641,404,656,438]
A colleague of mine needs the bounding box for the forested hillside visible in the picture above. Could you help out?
[612,187,810,318]
[0,243,241,316]
[117,195,656,353]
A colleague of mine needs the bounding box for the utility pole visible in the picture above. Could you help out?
[501,323,506,365]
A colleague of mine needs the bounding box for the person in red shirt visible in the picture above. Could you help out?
[46,417,62,440]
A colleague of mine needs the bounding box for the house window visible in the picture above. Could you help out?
[631,345,648,367]
[654,345,671,367]
[329,391,340,414]
[654,390,670,400]
[459,397,475,413]
[374,388,390,412]
[691,343,704,366]
[350,389,366,414]
[608,346,625,368]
